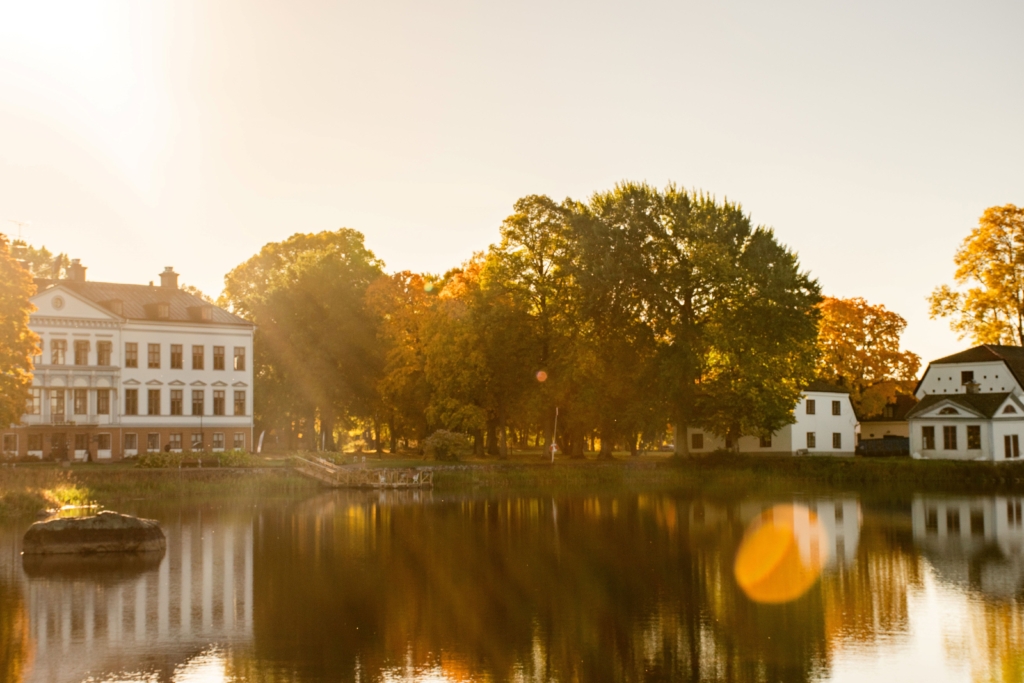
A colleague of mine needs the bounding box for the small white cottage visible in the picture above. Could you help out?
[686,380,858,456]
[907,345,1024,462]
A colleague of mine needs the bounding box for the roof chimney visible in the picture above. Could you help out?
[159,267,179,289]
[67,258,87,282]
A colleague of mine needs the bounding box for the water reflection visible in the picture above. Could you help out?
[0,491,1022,681]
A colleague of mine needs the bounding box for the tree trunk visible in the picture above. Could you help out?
[629,432,639,458]
[472,429,483,457]
[389,416,398,454]
[486,418,499,457]
[498,409,509,459]
[373,415,383,457]
[571,426,585,459]
[321,412,336,451]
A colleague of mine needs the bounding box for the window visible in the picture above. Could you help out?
[835,502,844,521]
[943,425,958,450]
[192,345,204,370]
[124,433,137,451]
[147,389,161,416]
[939,407,959,415]
[883,404,895,419]
[50,390,65,420]
[213,433,225,451]
[926,508,939,534]
[171,344,183,369]
[760,435,772,448]
[74,340,89,365]
[73,389,87,415]
[970,510,985,536]
[2,434,16,454]
[51,339,66,365]
[33,339,42,365]
[805,399,816,415]
[234,391,246,416]
[807,432,816,449]
[191,432,203,450]
[832,432,842,449]
[125,342,138,368]
[148,343,160,369]
[1004,405,1019,414]
[28,434,43,451]
[97,433,110,451]
[97,341,112,366]
[213,390,225,416]
[967,425,981,450]
[922,426,935,450]
[148,433,160,452]
[213,346,225,370]
[97,389,109,415]
[832,400,841,416]
[234,347,246,371]
[169,433,182,451]
[75,434,88,452]
[1009,500,1023,528]
[1005,434,1020,459]
[51,433,66,455]
[125,389,138,415]
[947,509,960,534]
[26,388,41,415]
[961,370,974,385]
[192,390,204,416]
[170,390,183,416]
[691,433,704,450]
[233,432,245,450]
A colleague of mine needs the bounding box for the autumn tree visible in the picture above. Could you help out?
[0,234,38,427]
[220,229,384,449]
[9,240,68,278]
[816,296,921,417]
[929,204,1024,345]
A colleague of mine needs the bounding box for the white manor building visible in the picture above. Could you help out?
[907,345,1024,462]
[685,380,858,456]
[0,261,254,460]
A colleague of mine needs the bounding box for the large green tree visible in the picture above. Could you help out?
[929,204,1024,345]
[220,229,384,449]
[0,234,38,427]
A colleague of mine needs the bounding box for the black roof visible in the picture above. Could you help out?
[804,379,850,394]
[859,394,918,422]
[905,392,1014,420]
[47,281,252,327]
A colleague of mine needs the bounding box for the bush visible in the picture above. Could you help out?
[137,450,258,468]
[423,430,472,462]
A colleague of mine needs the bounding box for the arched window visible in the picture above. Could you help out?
[939,407,959,415]
[1004,405,1018,414]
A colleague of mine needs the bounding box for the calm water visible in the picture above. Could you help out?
[1,488,1023,683]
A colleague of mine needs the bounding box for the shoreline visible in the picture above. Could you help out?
[2,455,1024,517]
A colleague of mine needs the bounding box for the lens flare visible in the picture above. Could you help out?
[734,504,827,604]
[536,370,548,382]
[424,282,434,293]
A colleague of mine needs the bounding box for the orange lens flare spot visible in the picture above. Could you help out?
[734,504,827,604]
[536,370,548,382]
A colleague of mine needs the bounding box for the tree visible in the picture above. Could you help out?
[0,234,38,427]
[929,204,1024,345]
[816,296,920,417]
[9,240,69,278]
[220,229,384,449]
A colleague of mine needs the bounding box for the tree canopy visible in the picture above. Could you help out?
[0,235,38,427]
[929,204,1024,345]
[816,296,920,418]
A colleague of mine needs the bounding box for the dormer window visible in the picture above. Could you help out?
[188,305,213,322]
[105,299,124,316]
[1004,405,1018,414]
[145,302,170,319]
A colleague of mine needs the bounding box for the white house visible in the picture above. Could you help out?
[907,345,1024,462]
[685,380,858,456]
[0,261,255,460]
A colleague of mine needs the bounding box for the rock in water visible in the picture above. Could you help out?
[22,511,166,555]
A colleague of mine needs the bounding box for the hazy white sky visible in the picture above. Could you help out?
[2,0,1022,365]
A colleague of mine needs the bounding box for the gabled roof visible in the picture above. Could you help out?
[922,345,1024,392]
[42,281,252,327]
[804,379,850,394]
[906,392,1014,420]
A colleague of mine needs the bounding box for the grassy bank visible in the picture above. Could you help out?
[3,454,1024,516]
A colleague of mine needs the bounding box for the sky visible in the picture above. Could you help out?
[1,0,1022,366]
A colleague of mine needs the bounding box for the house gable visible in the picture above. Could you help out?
[911,401,986,420]
[30,285,122,323]
[994,395,1024,418]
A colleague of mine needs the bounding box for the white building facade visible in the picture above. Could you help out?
[907,345,1024,462]
[0,262,254,460]
[685,381,858,456]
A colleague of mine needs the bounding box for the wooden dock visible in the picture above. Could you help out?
[291,455,434,489]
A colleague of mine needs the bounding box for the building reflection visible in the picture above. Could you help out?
[0,508,253,683]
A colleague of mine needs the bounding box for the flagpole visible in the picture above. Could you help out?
[550,407,559,463]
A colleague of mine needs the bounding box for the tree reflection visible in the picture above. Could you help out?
[0,574,31,683]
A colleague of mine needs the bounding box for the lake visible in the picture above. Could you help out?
[1,487,1022,682]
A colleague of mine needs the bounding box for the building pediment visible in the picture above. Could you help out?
[123,379,141,386]
[907,392,1015,420]
[211,381,228,387]
[30,285,123,323]
[994,394,1024,418]
[169,380,185,386]
[232,381,248,387]
[145,380,163,386]
[190,381,207,386]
